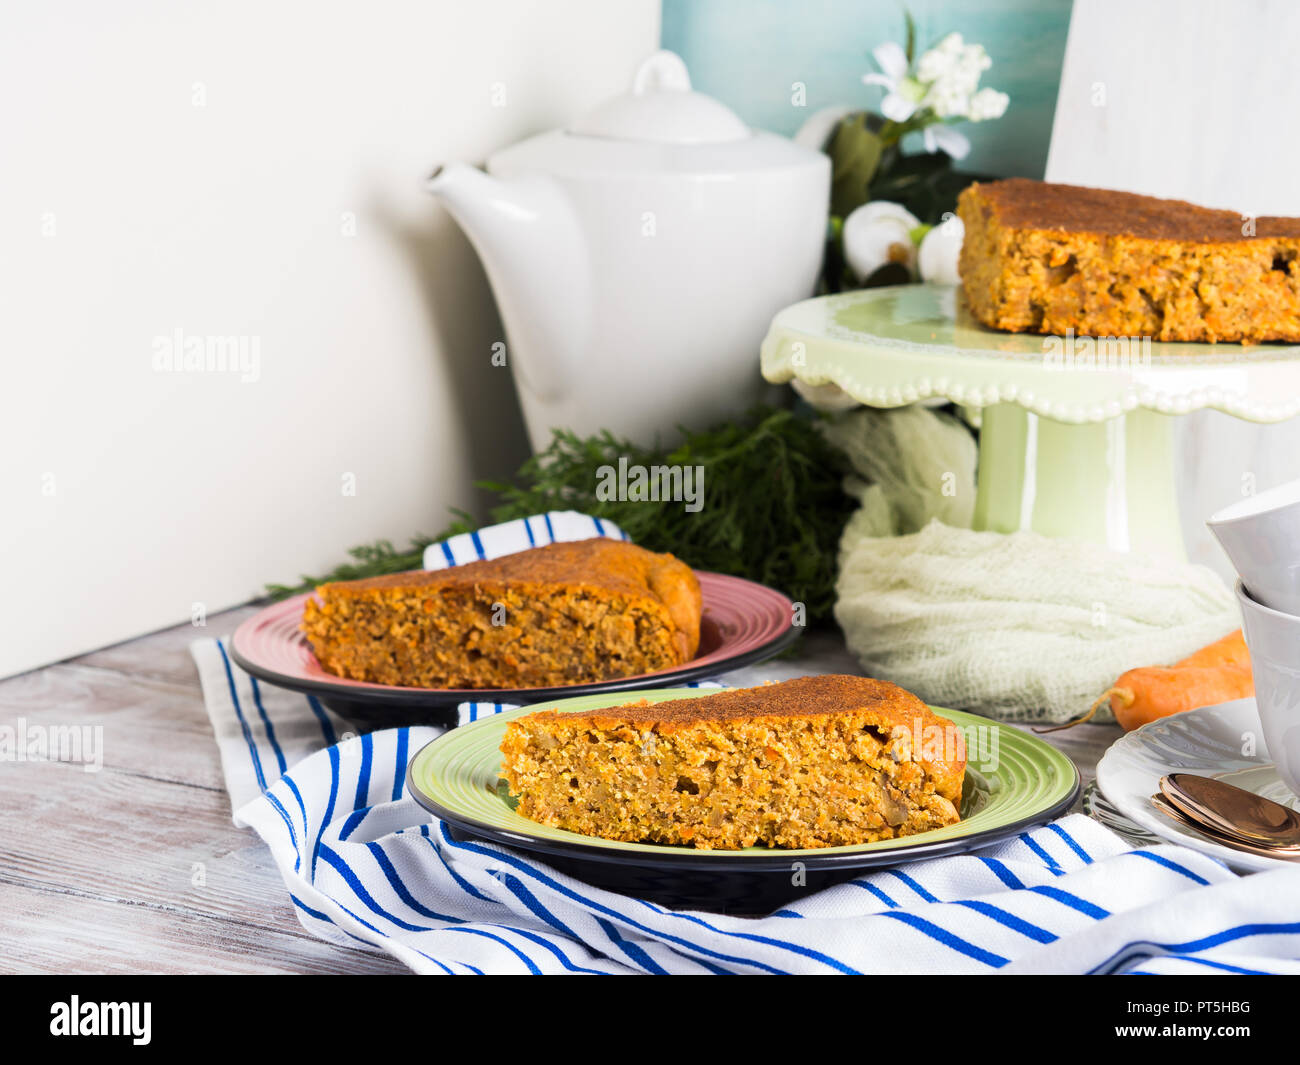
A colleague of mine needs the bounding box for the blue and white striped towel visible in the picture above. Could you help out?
[194,513,1300,974]
[419,509,628,573]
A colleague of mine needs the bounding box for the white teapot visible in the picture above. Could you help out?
[427,51,829,451]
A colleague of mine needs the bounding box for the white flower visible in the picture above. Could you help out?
[918,214,965,285]
[916,32,966,83]
[916,35,995,120]
[952,40,993,86]
[862,31,1007,159]
[968,87,1010,121]
[925,79,973,118]
[922,124,970,160]
[863,41,926,122]
[843,204,918,282]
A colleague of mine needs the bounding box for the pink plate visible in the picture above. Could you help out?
[230,571,798,726]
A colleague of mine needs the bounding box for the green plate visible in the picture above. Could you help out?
[760,284,1300,425]
[761,285,1300,562]
[407,687,1080,911]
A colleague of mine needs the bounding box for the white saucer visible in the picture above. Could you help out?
[1094,698,1300,871]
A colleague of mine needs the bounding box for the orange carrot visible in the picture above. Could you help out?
[1173,629,1251,671]
[1037,629,1254,733]
[1108,662,1253,731]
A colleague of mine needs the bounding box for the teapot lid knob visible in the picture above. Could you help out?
[567,49,749,145]
[631,50,692,96]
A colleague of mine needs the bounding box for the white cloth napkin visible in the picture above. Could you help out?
[824,407,1242,724]
[194,512,1300,974]
[836,520,1241,724]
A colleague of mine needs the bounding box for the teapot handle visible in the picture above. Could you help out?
[631,50,692,95]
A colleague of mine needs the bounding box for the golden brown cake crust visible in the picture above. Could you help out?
[957,178,1300,344]
[301,538,701,688]
[338,538,682,601]
[535,672,938,728]
[501,675,967,850]
[971,178,1300,242]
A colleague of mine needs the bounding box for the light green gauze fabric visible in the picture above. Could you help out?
[825,406,1241,723]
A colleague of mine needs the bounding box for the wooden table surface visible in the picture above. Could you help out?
[0,605,1121,974]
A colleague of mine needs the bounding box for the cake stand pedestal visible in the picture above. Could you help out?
[761,284,1300,560]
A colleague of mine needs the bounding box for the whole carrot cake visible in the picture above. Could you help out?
[957,178,1300,343]
[500,674,965,850]
[301,538,701,689]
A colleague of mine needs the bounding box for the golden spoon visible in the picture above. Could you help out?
[1159,773,1300,849]
[1149,794,1300,860]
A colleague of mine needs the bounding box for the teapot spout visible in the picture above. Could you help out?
[426,163,589,402]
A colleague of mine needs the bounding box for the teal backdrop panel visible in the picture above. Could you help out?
[662,0,1073,179]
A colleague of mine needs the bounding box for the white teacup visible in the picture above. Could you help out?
[1209,478,1300,616]
[1237,580,1300,799]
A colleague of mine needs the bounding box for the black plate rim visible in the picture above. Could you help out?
[404,738,1083,873]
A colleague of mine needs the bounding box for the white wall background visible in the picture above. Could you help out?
[0,0,660,677]
[1046,0,1300,581]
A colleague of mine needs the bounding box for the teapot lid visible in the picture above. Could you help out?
[567,51,750,145]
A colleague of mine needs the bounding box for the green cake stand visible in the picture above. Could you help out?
[761,284,1300,560]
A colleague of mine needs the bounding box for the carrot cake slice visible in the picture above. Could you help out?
[958,178,1300,343]
[301,538,701,689]
[500,674,965,850]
